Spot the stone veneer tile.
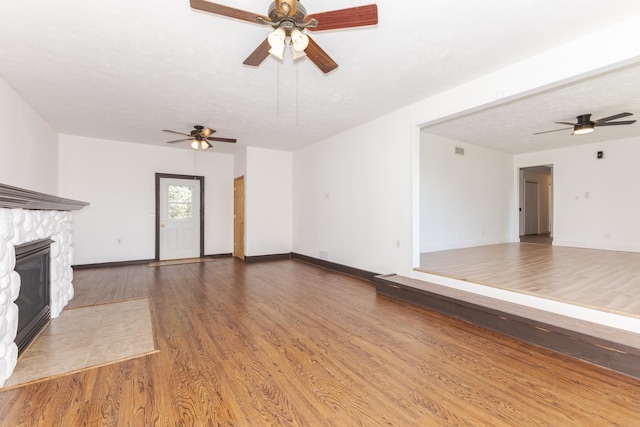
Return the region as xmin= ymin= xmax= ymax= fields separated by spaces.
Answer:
xmin=1 ymin=298 xmax=156 ymax=389
xmin=86 ymin=334 xmax=155 ymax=366
xmin=4 ymin=352 xmax=91 ymax=387
xmin=20 ymin=335 xmax=96 ymax=360
xmin=39 ymin=317 xmax=102 ymax=340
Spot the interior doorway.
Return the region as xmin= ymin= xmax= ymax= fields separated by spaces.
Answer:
xmin=155 ymin=173 xmax=205 ymax=261
xmin=519 ymin=165 xmax=553 ymax=243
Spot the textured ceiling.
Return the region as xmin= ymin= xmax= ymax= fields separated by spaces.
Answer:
xmin=423 ymin=63 xmax=640 ymax=154
xmin=1 ymin=1 xmax=640 ymax=154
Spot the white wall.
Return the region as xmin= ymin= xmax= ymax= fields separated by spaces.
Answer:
xmin=292 ymin=118 xmax=414 ymax=274
xmin=245 ymin=147 xmax=292 ymax=256
xmin=59 ymin=135 xmax=233 ymax=264
xmin=420 ymin=133 xmax=513 ymax=252
xmin=515 ymin=136 xmax=640 ymax=252
xmin=0 ymin=76 xmax=59 ymax=194
xmin=234 ymin=148 xmax=246 ymax=178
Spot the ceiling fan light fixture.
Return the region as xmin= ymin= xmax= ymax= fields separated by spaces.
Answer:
xmin=290 ymin=45 xmax=307 ymax=60
xmin=290 ymin=29 xmax=309 ymax=52
xmin=268 ymin=27 xmax=286 ymax=59
xmin=574 ymin=123 xmax=595 ymax=135
xmin=190 ymin=140 xmax=199 ymax=150
xmin=200 ymin=141 xmax=209 ymax=150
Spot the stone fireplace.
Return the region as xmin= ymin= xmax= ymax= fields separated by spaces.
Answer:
xmin=0 ymin=183 xmax=88 ymax=386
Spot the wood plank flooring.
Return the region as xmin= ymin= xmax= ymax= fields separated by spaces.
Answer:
xmin=1 ymin=258 xmax=639 ymax=425
xmin=419 ymin=243 xmax=640 ymax=317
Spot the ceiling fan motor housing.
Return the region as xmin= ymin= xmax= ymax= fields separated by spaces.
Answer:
xmin=268 ymin=1 xmax=309 ymax=34
xmin=576 ymin=114 xmax=593 ymax=125
xmin=574 ymin=114 xmax=595 ymax=134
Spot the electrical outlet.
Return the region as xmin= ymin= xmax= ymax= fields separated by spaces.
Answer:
xmin=319 ymin=250 xmax=328 ymax=259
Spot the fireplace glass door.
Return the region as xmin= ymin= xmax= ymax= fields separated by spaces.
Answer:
xmin=14 ymin=239 xmax=52 ymax=355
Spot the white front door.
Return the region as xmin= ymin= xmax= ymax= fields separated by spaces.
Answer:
xmin=159 ymin=178 xmax=201 ymax=260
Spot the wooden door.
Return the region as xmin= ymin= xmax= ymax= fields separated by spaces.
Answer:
xmin=234 ymin=176 xmax=245 ymax=260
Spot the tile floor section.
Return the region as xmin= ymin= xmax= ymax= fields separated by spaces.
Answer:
xmin=3 ymin=298 xmax=157 ymax=388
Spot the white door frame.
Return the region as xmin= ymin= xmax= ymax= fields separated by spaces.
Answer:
xmin=519 ymin=165 xmax=553 ymax=238
xmin=155 ymin=173 xmax=205 ymax=261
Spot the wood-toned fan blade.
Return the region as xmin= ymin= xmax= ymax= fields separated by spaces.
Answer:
xmin=243 ymin=38 xmax=271 ymax=66
xmin=202 ymin=128 xmax=215 ymax=137
xmin=305 ymin=36 xmax=338 ymax=74
xmin=189 ymin=0 xmax=270 ymax=24
xmin=595 ymin=120 xmax=636 ymax=126
xmin=163 ymin=129 xmax=190 ymax=136
xmin=166 ymin=138 xmax=193 ymax=143
xmin=554 ymin=121 xmax=577 ymax=126
xmin=594 ymin=112 xmax=632 ymax=123
xmin=304 ymin=4 xmax=378 ymax=31
xmin=206 ymin=137 xmax=237 ymax=143
xmin=533 ymin=127 xmax=573 ymax=135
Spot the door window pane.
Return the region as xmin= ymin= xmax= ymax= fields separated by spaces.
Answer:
xmin=168 ymin=185 xmax=193 ymax=220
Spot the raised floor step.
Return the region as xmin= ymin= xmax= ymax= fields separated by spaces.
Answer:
xmin=375 ymin=273 xmax=640 ymax=379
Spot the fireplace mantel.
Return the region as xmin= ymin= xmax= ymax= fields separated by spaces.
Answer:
xmin=0 ymin=183 xmax=88 ymax=211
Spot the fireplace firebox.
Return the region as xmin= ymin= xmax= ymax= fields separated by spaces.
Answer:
xmin=14 ymin=238 xmax=53 ymax=355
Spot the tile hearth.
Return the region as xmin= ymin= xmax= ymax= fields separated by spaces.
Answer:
xmin=2 ymin=298 xmax=157 ymax=389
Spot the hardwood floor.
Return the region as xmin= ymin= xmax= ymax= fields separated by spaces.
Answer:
xmin=1 ymin=258 xmax=639 ymax=425
xmin=519 ymin=233 xmax=552 ymax=245
xmin=419 ymin=243 xmax=640 ymax=317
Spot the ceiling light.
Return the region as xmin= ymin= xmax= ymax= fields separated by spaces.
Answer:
xmin=200 ymin=141 xmax=209 ymax=150
xmin=191 ymin=140 xmax=199 ymax=150
xmin=290 ymin=46 xmax=306 ymax=60
xmin=574 ymin=123 xmax=595 ymax=135
xmin=268 ymin=28 xmax=286 ymax=60
xmin=290 ymin=29 xmax=309 ymax=52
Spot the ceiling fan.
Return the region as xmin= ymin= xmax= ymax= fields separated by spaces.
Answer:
xmin=534 ymin=112 xmax=636 ymax=135
xmin=189 ymin=0 xmax=378 ymax=74
xmin=163 ymin=125 xmax=237 ymax=150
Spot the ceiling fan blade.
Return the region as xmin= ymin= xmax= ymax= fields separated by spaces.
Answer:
xmin=163 ymin=129 xmax=190 ymax=136
xmin=166 ymin=138 xmax=193 ymax=143
xmin=305 ymin=36 xmax=338 ymax=74
xmin=595 ymin=120 xmax=637 ymax=126
xmin=554 ymin=121 xmax=577 ymax=126
xmin=243 ymin=38 xmax=271 ymax=67
xmin=594 ymin=112 xmax=632 ymax=123
xmin=206 ymin=137 xmax=237 ymax=143
xmin=533 ymin=127 xmax=573 ymax=135
xmin=304 ymin=4 xmax=378 ymax=31
xmin=189 ymin=0 xmax=270 ymax=25
xmin=201 ymin=127 xmax=215 ymax=137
